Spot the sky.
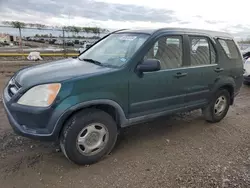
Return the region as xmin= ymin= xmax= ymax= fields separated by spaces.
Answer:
xmin=0 ymin=0 xmax=250 ymax=39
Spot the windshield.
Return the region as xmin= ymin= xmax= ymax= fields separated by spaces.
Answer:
xmin=78 ymin=33 xmax=149 ymax=67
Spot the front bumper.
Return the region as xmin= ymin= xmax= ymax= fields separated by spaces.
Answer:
xmin=2 ymin=86 xmax=66 ymax=141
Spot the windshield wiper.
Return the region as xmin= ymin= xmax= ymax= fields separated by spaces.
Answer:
xmin=81 ymin=58 xmax=102 ymax=66
xmin=79 ymin=58 xmax=118 ymax=68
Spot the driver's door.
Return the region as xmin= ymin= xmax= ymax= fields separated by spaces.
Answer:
xmin=128 ymin=35 xmax=188 ymax=118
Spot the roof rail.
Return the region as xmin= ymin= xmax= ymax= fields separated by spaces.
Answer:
xmin=109 ymin=29 xmax=128 ymax=34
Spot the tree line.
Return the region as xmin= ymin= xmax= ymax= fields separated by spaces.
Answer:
xmin=2 ymin=21 xmax=109 ymax=33
xmin=1 ymin=21 xmax=109 ymax=52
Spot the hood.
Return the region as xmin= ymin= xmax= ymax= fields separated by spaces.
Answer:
xmin=14 ymin=58 xmax=113 ymax=88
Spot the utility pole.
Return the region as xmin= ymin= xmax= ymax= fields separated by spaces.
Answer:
xmin=63 ymin=29 xmax=66 ymax=57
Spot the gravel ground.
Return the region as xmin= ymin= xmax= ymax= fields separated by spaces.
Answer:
xmin=1 ymin=64 xmax=250 ymax=187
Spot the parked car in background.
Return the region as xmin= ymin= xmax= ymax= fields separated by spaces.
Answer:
xmin=78 ymin=42 xmax=93 ymax=53
xmin=48 ymin=39 xmax=57 ymax=44
xmin=54 ymin=39 xmax=63 ymax=45
xmin=66 ymin=40 xmax=74 ymax=46
xmin=0 ymin=41 xmax=9 ymax=46
xmin=44 ymin=38 xmax=50 ymax=42
xmin=38 ymin=38 xmax=45 ymax=43
xmin=3 ymin=28 xmax=243 ymax=165
xmin=243 ymin=51 xmax=250 ymax=84
xmin=74 ymin=40 xmax=80 ymax=45
xmin=241 ymin=49 xmax=250 ymax=84
xmin=243 ymin=51 xmax=250 ymax=61
xmin=79 ymin=40 xmax=85 ymax=45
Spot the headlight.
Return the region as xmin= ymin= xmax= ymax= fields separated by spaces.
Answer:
xmin=17 ymin=83 xmax=61 ymax=107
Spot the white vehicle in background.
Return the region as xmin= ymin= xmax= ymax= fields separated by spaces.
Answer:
xmin=243 ymin=46 xmax=250 ymax=84
xmin=243 ymin=56 xmax=250 ymax=84
xmin=54 ymin=39 xmax=63 ymax=45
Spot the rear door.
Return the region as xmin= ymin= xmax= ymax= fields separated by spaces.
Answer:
xmin=181 ymin=35 xmax=219 ymax=105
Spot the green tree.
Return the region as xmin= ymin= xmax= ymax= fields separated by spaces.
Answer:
xmin=3 ymin=21 xmax=26 ymax=52
xmin=62 ymin=26 xmax=70 ymax=32
xmin=92 ymin=27 xmax=101 ymax=36
xmin=101 ymin=28 xmax=109 ymax=33
xmin=70 ymin=26 xmax=81 ymax=37
xmin=41 ymin=34 xmax=49 ymax=38
xmin=35 ymin=24 xmax=46 ymax=30
xmin=83 ymin=27 xmax=92 ymax=33
xmin=27 ymin=23 xmax=46 ymax=29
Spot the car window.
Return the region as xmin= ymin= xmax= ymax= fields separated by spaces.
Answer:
xmin=79 ymin=33 xmax=149 ymax=67
xmin=153 ymin=41 xmax=158 ymax=56
xmin=189 ymin=36 xmax=216 ymax=66
xmin=134 ymin=37 xmax=149 ymax=52
xmin=144 ymin=36 xmax=183 ymax=70
xmin=218 ymin=39 xmax=240 ymax=59
xmin=166 ymin=38 xmax=181 ymax=47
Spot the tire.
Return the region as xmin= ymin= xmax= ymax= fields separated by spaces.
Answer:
xmin=202 ymin=89 xmax=230 ymax=123
xmin=60 ymin=109 xmax=118 ymax=165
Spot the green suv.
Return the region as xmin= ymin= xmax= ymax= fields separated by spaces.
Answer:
xmin=3 ymin=28 xmax=244 ymax=165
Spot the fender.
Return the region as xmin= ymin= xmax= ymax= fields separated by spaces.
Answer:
xmin=53 ymin=99 xmax=129 ymax=138
xmin=210 ymin=76 xmax=236 ymax=103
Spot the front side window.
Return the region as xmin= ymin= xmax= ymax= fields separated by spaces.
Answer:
xmin=144 ymin=36 xmax=183 ymax=70
xmin=79 ymin=33 xmax=149 ymax=67
xmin=189 ymin=36 xmax=216 ymax=66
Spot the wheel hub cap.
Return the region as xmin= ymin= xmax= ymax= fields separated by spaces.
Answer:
xmin=214 ymin=96 xmax=227 ymax=116
xmin=86 ymin=132 xmax=100 ymax=146
xmin=76 ymin=123 xmax=109 ymax=156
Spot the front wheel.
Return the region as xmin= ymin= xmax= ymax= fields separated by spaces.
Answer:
xmin=202 ymin=89 xmax=230 ymax=123
xmin=60 ymin=109 xmax=118 ymax=165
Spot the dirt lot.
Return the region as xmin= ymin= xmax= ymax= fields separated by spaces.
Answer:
xmin=1 ymin=61 xmax=250 ymax=187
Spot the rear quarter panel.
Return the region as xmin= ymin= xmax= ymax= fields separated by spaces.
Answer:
xmin=215 ymin=39 xmax=243 ymax=94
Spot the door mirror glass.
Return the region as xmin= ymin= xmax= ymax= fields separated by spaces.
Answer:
xmin=137 ymin=59 xmax=161 ymax=72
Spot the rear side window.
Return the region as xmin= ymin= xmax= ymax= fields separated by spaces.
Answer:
xmin=189 ymin=36 xmax=216 ymax=66
xmin=218 ymin=39 xmax=240 ymax=59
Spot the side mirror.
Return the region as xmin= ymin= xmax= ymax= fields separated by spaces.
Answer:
xmin=136 ymin=59 xmax=161 ymax=72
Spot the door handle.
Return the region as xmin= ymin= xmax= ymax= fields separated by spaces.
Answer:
xmin=174 ymin=72 xmax=188 ymax=78
xmin=214 ymin=67 xmax=224 ymax=73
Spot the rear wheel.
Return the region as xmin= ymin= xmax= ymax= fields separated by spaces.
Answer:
xmin=203 ymin=89 xmax=230 ymax=123
xmin=60 ymin=109 xmax=118 ymax=165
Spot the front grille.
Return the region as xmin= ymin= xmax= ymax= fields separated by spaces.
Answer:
xmin=7 ymin=78 xmax=21 ymax=97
